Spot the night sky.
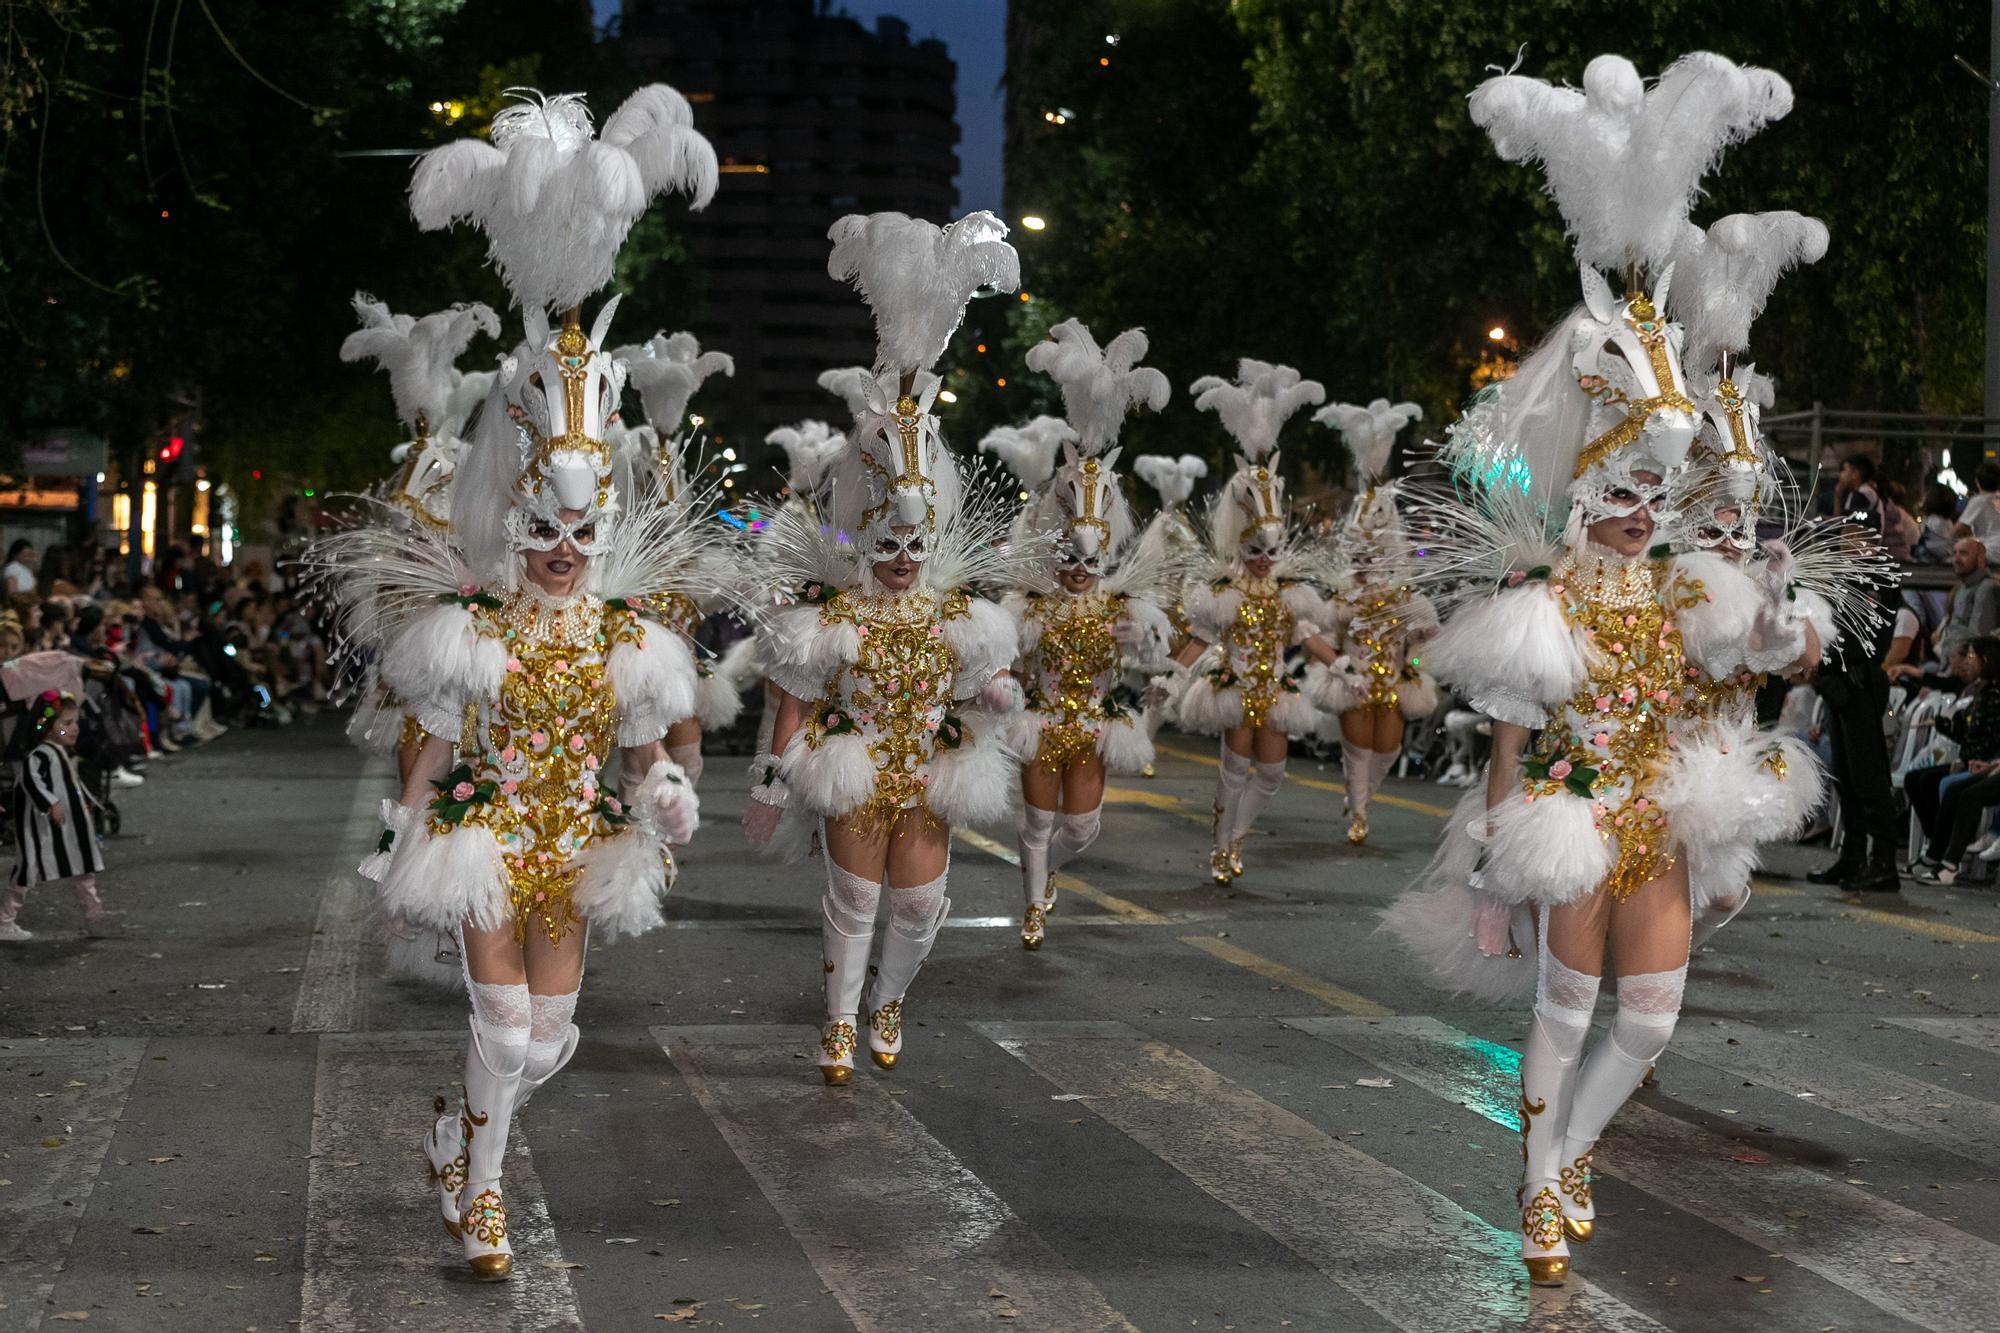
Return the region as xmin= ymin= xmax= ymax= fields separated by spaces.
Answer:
xmin=593 ymin=0 xmax=1007 ymax=216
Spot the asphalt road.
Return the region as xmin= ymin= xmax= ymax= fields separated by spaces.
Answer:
xmin=4 ymin=716 xmax=1999 ymax=1333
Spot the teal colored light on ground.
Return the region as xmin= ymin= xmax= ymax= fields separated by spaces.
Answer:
xmin=1452 ymin=1032 xmax=1524 ymax=1131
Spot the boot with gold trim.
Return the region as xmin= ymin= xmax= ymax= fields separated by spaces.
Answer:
xmin=458 ymin=1022 xmax=527 ymax=1279
xmin=422 ymin=1094 xmax=467 ymax=1240
xmin=866 ymin=889 xmax=946 ymax=1071
xmin=1517 ymin=1011 xmax=1585 ymax=1285
xmin=819 ymin=897 xmax=874 ymax=1085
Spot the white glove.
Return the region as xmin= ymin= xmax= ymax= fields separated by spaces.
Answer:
xmin=979 ymin=674 xmax=1025 ymax=716
xmin=359 ymin=800 xmax=420 ymax=882
xmin=634 ymin=759 xmax=701 ymax=845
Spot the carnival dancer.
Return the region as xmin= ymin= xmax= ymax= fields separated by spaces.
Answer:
xmin=988 ymin=320 xmax=1177 ymax=949
xmin=1130 ymin=453 xmax=1210 ymax=776
xmin=1309 ymin=398 xmax=1437 ymax=843
xmin=0 ymin=691 xmax=115 ymax=940
xmin=609 ymin=329 xmax=740 ymax=787
xmin=1386 ymin=52 xmax=1831 ymax=1287
xmin=1169 ymin=360 xmax=1342 ymax=883
xmin=331 ymin=83 xmax=719 ymax=1280
xmin=742 ymin=210 xmax=1033 ymax=1085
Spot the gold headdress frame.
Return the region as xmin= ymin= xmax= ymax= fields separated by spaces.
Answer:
xmin=1571 ymin=294 xmax=1696 ymax=479
xmin=1068 ymin=456 xmax=1112 ymax=545
xmin=510 ymin=309 xmax=614 ymax=512
xmin=856 ymin=376 xmax=940 ymax=537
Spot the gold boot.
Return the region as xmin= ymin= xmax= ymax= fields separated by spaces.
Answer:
xmin=1022 ymin=902 xmax=1048 ymax=951
xmin=1560 ymin=1151 xmax=1594 ymax=1242
xmin=1347 ymin=811 xmax=1368 ymax=845
xmin=1227 ymin=838 xmax=1245 ymax=880
xmin=1520 ymin=1184 xmax=1570 ymax=1286
xmin=819 ymin=1020 xmax=857 ymax=1086
xmin=1209 ymin=844 xmax=1233 ymax=885
xmin=867 ymin=999 xmax=902 ymax=1070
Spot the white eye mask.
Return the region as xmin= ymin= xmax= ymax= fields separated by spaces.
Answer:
xmin=1241 ymin=526 xmax=1285 ymax=560
xmin=506 ymin=506 xmax=611 ymax=556
xmin=869 ymin=527 xmax=931 ymax=564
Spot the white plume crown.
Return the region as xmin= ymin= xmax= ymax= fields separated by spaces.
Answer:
xmin=613 ymin=330 xmax=735 ymax=435
xmin=1023 ymin=319 xmax=1171 ymax=453
xmin=1313 ymin=398 xmax=1423 ymax=484
xmin=978 ymin=416 xmax=1077 ymax=490
xmin=816 ymin=366 xmax=875 ymax=421
xmin=826 ymin=210 xmax=1020 ymax=373
xmin=1189 ymin=359 xmax=1326 ymax=460
xmin=764 ymin=420 xmax=845 ymax=494
xmin=1133 ymin=453 xmax=1209 ymax=507
xmin=339 ymin=292 xmax=500 ymax=435
xmin=1470 ymin=52 xmax=1793 ymax=273
xmin=1668 ymin=211 xmax=1829 ymax=369
xmin=410 ymin=85 xmax=718 ymax=314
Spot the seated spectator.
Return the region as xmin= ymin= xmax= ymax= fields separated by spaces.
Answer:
xmin=1961 ymin=462 xmax=2000 ymax=559
xmin=1937 ymin=537 xmax=2000 ymax=665
xmin=1913 ymin=484 xmax=1963 ymax=564
xmin=1910 ymin=636 xmax=2000 ymax=882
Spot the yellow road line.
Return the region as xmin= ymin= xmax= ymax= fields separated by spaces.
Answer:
xmin=1838 ymin=906 xmax=2000 ymax=945
xmin=1749 ymin=880 xmax=1806 ymax=899
xmin=952 ymin=828 xmax=1169 ymax=924
xmin=1104 ymin=785 xmax=1210 ymax=825
xmin=1180 ymin=935 xmax=1393 ymax=1016
xmin=1155 ymin=741 xmax=1456 ymax=818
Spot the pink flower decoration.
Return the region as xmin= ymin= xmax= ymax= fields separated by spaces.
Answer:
xmin=1595 ymin=696 xmax=1612 ymax=712
xmin=1505 ymin=571 xmax=1525 ymax=588
xmin=583 ymin=754 xmax=600 ymax=770
xmin=1634 ymin=797 xmax=1650 ymax=811
xmin=554 ymin=659 xmax=570 ymax=674
xmin=505 ymin=658 xmax=523 ymax=673
xmin=1652 ymin=689 xmax=1670 ymax=704
xmin=529 ymin=730 xmax=548 ymax=748
xmin=451 ymin=781 xmax=474 ymax=800
xmin=500 ymin=780 xmax=518 ymax=796
xmin=606 ymin=796 xmax=624 ymax=814
xmin=459 ymin=583 xmax=478 ymax=596
xmin=499 ymin=747 xmax=518 ymax=764
xmin=568 ymin=734 xmax=586 ymax=752
xmin=1549 ymin=760 xmax=1573 ymax=779
xmin=1618 ymin=685 xmax=1637 ymax=704
xmin=1610 ymin=641 xmax=1625 ymax=654
xmin=1592 ymin=732 xmax=1610 ymax=748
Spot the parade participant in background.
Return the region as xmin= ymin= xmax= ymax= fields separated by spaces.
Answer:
xmin=987 ymin=319 xmax=1178 ymax=949
xmin=1169 ymin=360 xmax=1342 ymax=883
xmin=338 ymin=83 xmax=718 ymax=1280
xmin=0 ymin=690 xmax=115 ymax=941
xmin=1309 ymin=397 xmax=1437 ymax=843
xmin=608 ymin=329 xmax=740 ymax=787
xmin=1383 ymin=52 xmax=1832 ymax=1287
xmin=744 ymin=210 xmax=1033 ymax=1085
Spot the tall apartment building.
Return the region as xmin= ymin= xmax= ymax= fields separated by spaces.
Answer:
xmin=619 ymin=0 xmax=960 ymax=459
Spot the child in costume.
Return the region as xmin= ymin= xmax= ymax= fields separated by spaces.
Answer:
xmin=1 ymin=691 xmax=115 ymax=940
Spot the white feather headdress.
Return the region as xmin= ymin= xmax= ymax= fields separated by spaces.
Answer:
xmin=817 ymin=366 xmax=875 ymax=420
xmin=825 ymin=211 xmax=1020 ymax=373
xmin=764 ymin=420 xmax=845 ymax=498
xmin=1190 ymin=359 xmax=1326 ymax=461
xmin=1668 ymin=212 xmax=1829 ymax=371
xmin=614 ymin=330 xmax=735 ymax=435
xmin=1133 ymin=454 xmax=1209 ymax=508
xmin=1312 ymin=398 xmax=1423 ymax=485
xmin=339 ymin=293 xmax=500 ymax=436
xmin=977 ymin=416 xmax=1077 ymax=491
xmin=1024 ymin=319 xmax=1170 ymax=453
xmin=1470 ymin=52 xmax=1793 ymax=273
xmin=410 ymin=86 xmax=718 ymax=314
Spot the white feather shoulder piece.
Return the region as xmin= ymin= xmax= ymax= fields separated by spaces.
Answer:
xmin=1428 ymin=582 xmax=1585 ymax=717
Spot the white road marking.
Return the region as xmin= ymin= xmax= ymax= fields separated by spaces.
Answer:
xmin=302 ymin=1032 xmax=581 ymax=1333
xmin=1292 ymin=1015 xmax=2000 ymax=1333
xmin=977 ymin=1020 xmax=1671 ymax=1333
xmin=1880 ymin=1014 xmax=2000 ymax=1055
xmin=291 ymin=758 xmax=393 ymax=1035
xmin=1673 ymin=1017 xmax=2000 ymax=1167
xmin=0 ymin=1038 xmax=146 ymax=1333
xmin=655 ymin=1024 xmax=1138 ymax=1333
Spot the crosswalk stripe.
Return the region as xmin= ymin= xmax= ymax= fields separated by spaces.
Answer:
xmin=302 ymin=1032 xmax=582 ymax=1333
xmin=975 ymin=1020 xmax=1671 ymax=1333
xmin=1154 ymin=740 xmax=1457 ymax=818
xmin=952 ymin=827 xmax=1168 ymax=924
xmin=292 ymin=758 xmax=394 ymax=1035
xmin=1672 ymin=1018 xmax=2000 ymax=1167
xmin=1880 ymin=1015 xmax=2000 ymax=1054
xmin=654 ymin=1024 xmax=1139 ymax=1333
xmin=0 ymin=1038 xmax=146 ymax=1332
xmin=1290 ymin=1015 xmax=2000 ymax=1333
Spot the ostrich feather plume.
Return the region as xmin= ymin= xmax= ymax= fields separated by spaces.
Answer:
xmin=764 ymin=420 xmax=845 ymax=496
xmin=1133 ymin=454 xmax=1209 ymax=508
xmin=1023 ymin=319 xmax=1171 ymax=453
xmin=339 ymin=293 xmax=500 ymax=435
xmin=613 ymin=330 xmax=735 ymax=435
xmin=1312 ymin=398 xmax=1423 ymax=485
xmin=410 ymin=85 xmax=718 ymax=314
xmin=1189 ymin=359 xmax=1325 ymax=460
xmin=825 ymin=211 xmax=1020 ymax=373
xmin=977 ymin=416 xmax=1077 ymax=490
xmin=1469 ymin=52 xmax=1793 ymax=271
xmin=816 ymin=366 xmax=875 ymax=420
xmin=1668 ymin=212 xmax=1829 ymax=369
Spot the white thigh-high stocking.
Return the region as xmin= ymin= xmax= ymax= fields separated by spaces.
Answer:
xmin=1558 ymin=963 xmax=1686 ymax=1229
xmin=1372 ymin=746 xmax=1399 ymax=791
xmin=516 ymin=990 xmax=580 ymax=1112
xmin=457 ymin=982 xmax=531 ymax=1277
xmin=867 ymin=864 xmax=949 ymax=1070
xmin=819 ymin=848 xmax=880 ymax=1085
xmin=1210 ymin=747 xmax=1251 ymax=880
xmin=1519 ymin=927 xmax=1599 ymax=1283
xmin=1230 ymin=759 xmax=1287 ymax=856
xmin=1017 ymin=804 xmax=1057 ymax=908
xmin=667 ymin=741 xmax=704 ymax=792
xmin=1340 ymin=739 xmax=1374 ymax=817
xmin=1050 ymin=805 xmax=1102 ymax=875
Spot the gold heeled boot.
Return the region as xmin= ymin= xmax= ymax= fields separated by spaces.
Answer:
xmin=422 ymin=1094 xmax=467 ymax=1240
xmin=1022 ymin=902 xmax=1048 ymax=950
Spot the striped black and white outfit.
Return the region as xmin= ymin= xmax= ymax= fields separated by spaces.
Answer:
xmin=10 ymin=742 xmax=103 ymax=888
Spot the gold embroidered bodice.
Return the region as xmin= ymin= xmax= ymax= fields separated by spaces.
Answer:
xmin=803 ymin=587 xmax=970 ymax=831
xmin=1341 ymin=581 xmax=1421 ymax=711
xmin=432 ymin=589 xmax=646 ymax=944
xmin=1220 ymin=576 xmax=1295 ymax=731
xmin=1023 ymin=590 xmax=1123 ymax=769
xmin=1521 ymin=555 xmax=1705 ymax=899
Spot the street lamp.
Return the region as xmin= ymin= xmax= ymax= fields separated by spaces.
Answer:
xmin=938 ymin=389 xmax=959 ymax=404
xmin=1021 ymin=214 xmax=1046 ymax=231
xmin=1487 ymin=325 xmax=1507 ymax=342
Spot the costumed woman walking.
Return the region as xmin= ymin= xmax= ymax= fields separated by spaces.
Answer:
xmin=1169 ymin=360 xmax=1342 ymax=883
xmin=1386 ymin=52 xmax=1839 ymax=1287
xmin=743 ymin=210 xmax=1033 ymax=1085
xmin=326 ymin=84 xmax=720 ymax=1279
xmin=987 ymin=319 xmax=1178 ymax=949
xmin=1309 ymin=398 xmax=1437 ymax=844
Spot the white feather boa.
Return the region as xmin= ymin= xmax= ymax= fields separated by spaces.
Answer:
xmin=1427 ymin=582 xmax=1584 ymax=723
xmin=1397 ymin=672 xmax=1440 ymax=720
xmin=571 ymin=826 xmax=675 ymax=943
xmin=694 ymin=666 xmax=744 ymax=731
xmin=777 ymin=728 xmax=876 ymax=818
xmin=381 ymin=603 xmax=508 ymax=733
xmin=1671 ymin=550 xmax=1763 ymax=678
xmin=1662 ymin=722 xmax=1824 ymax=852
xmin=926 ymin=707 xmax=1021 ymax=826
xmin=1480 ymin=789 xmax=1613 ymax=906
xmin=378 ymin=819 xmax=511 ymax=934
xmin=1379 ymin=786 xmax=1535 ymax=1003
xmin=760 ymin=602 xmax=859 ymax=702
xmin=1095 ymin=714 xmax=1154 ymax=774
xmin=1303 ymin=660 xmax=1364 ymax=715
xmin=609 ymin=619 xmax=701 ymax=745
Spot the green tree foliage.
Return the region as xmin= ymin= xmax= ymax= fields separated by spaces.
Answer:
xmin=1007 ymin=0 xmax=1987 ymax=487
